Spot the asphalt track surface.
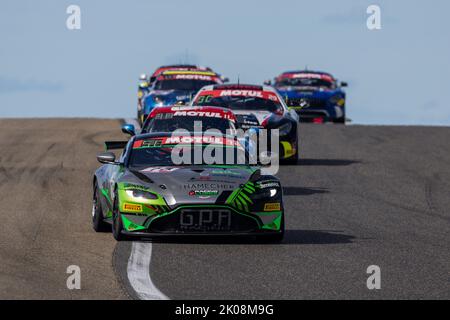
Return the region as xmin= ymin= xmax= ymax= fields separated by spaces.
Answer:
xmin=1 ymin=119 xmax=449 ymax=299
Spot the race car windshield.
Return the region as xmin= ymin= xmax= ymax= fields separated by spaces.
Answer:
xmin=144 ymin=116 xmax=236 ymax=134
xmin=196 ymin=96 xmax=282 ymax=112
xmin=154 ymin=80 xmax=217 ymax=91
xmin=129 ymin=140 xmax=248 ymax=167
xmin=276 ymin=78 xmax=334 ymax=89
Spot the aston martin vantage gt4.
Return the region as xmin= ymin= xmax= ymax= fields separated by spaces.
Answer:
xmin=92 ymin=133 xmax=285 ymax=241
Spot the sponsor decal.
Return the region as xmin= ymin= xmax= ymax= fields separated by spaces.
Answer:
xmin=176 ymin=95 xmax=190 ymax=101
xmin=133 ymin=139 xmax=163 ymax=148
xmin=163 ymin=135 xmax=240 ymax=147
xmin=173 ymin=110 xmax=233 ymax=120
xmin=189 ymin=177 xmax=235 ymax=184
xmin=170 ymin=106 xmax=201 ymax=111
xmin=154 ymin=113 xmax=174 ymax=120
xmin=122 ymin=203 xmax=143 ymax=212
xmin=174 ymin=74 xmax=214 ymax=81
xmin=199 ymin=172 xmax=211 ymax=180
xmin=140 ymin=167 xmax=178 ymax=173
xmin=188 ymin=190 xmax=219 ymax=198
xmin=184 ymin=183 xmax=235 ymax=190
xmin=280 ymin=73 xmax=334 ymax=83
xmin=163 ymin=70 xmax=217 ymax=76
xmin=211 ymin=170 xmax=244 ymax=178
xmin=196 ymin=90 xmax=280 ymax=103
xmin=123 ymin=183 xmax=151 ymax=191
xmin=220 ymin=90 xmax=263 ymax=98
xmin=211 ymin=169 xmax=241 ymax=175
xmin=257 ymin=181 xmax=281 ymax=189
xmin=264 ymin=202 xmax=281 ymax=211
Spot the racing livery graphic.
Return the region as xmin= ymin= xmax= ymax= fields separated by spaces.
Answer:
xmin=92 ymin=133 xmax=284 ymax=241
xmin=137 ymin=67 xmax=225 ymax=125
xmin=270 ymin=70 xmax=348 ymax=123
xmin=192 ymin=84 xmax=299 ymax=162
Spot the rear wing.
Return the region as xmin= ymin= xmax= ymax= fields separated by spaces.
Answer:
xmin=104 ymin=141 xmax=128 ymax=151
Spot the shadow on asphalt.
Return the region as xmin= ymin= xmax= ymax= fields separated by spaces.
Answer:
xmin=281 ymin=158 xmax=361 ymax=166
xmin=135 ymin=229 xmax=355 ymax=245
xmin=283 ymin=186 xmax=329 ymax=196
xmin=283 ymin=229 xmax=355 ymax=244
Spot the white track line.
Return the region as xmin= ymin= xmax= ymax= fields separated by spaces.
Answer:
xmin=127 ymin=241 xmax=169 ymax=300
xmin=122 ymin=118 xmax=167 ymax=300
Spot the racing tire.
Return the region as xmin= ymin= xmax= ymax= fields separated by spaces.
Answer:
xmin=333 ymin=108 xmax=346 ymax=124
xmin=112 ymin=192 xmax=126 ymax=241
xmin=333 ymin=118 xmax=346 ymax=124
xmin=92 ymin=183 xmax=110 ymax=232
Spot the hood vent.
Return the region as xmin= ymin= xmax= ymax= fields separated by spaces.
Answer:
xmin=130 ymin=170 xmax=154 ymax=184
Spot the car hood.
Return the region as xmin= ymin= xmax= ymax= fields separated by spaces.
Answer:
xmin=276 ymin=87 xmax=338 ymax=99
xmin=148 ymin=89 xmax=195 ymax=102
xmin=119 ymin=165 xmax=257 ymax=206
xmin=231 ymin=110 xmax=272 ymax=128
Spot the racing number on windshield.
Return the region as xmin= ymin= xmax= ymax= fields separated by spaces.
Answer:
xmin=196 ymin=95 xmax=212 ymax=104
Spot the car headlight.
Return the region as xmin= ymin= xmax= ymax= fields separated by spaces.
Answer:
xmin=330 ymin=95 xmax=345 ymax=106
xmin=251 ymin=187 xmax=279 ymax=200
xmin=125 ymin=189 xmax=158 ymax=200
xmin=278 ymin=122 xmax=292 ymax=136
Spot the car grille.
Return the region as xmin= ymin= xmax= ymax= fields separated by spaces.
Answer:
xmin=288 ymin=97 xmax=327 ymax=109
xmin=149 ymin=208 xmax=259 ymax=234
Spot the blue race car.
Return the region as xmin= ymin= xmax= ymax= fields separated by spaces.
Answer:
xmin=269 ymin=70 xmax=348 ymax=124
xmin=137 ymin=69 xmax=224 ymax=125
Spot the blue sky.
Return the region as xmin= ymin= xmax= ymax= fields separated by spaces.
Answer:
xmin=0 ymin=0 xmax=449 ymax=125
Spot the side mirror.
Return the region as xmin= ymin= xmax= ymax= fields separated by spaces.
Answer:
xmin=340 ymin=81 xmax=348 ymax=87
xmin=97 ymin=152 xmax=116 ymax=164
xmin=121 ymin=124 xmax=136 ymax=136
xmin=263 ymin=79 xmax=272 ymax=86
xmin=222 ymin=77 xmax=230 ymax=83
xmin=175 ymin=100 xmax=186 ymax=106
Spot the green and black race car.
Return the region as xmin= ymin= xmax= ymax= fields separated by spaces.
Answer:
xmin=92 ymin=132 xmax=284 ymax=241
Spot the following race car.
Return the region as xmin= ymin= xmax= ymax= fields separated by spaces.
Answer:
xmin=147 ymin=65 xmax=214 ymax=85
xmin=137 ymin=69 xmax=225 ymax=125
xmin=92 ymin=132 xmax=285 ymax=241
xmin=191 ymin=84 xmax=299 ymax=162
xmin=122 ymin=105 xmax=258 ymax=161
xmin=269 ymin=70 xmax=347 ymax=123
xmin=137 ymin=65 xmax=206 ymax=111
xmin=140 ymin=105 xmax=238 ymax=134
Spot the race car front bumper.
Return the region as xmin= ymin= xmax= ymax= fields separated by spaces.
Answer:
xmin=289 ymin=106 xmax=344 ymax=123
xmin=119 ymin=204 xmax=283 ymax=237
